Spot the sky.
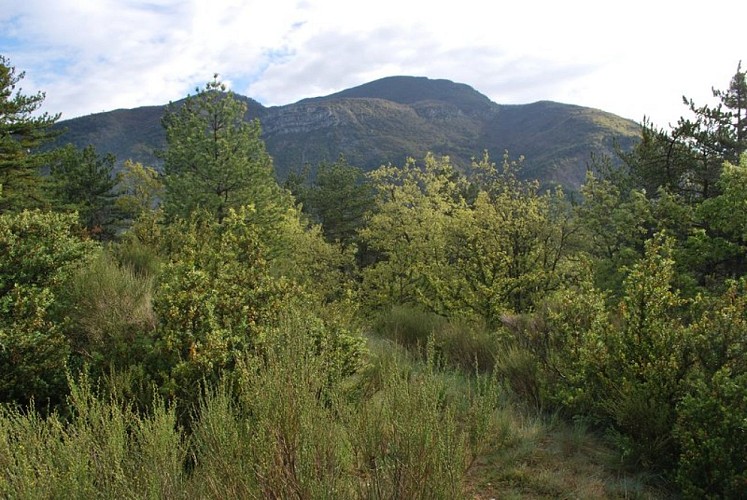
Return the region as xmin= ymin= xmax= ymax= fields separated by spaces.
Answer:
xmin=1 ymin=0 xmax=744 ymax=128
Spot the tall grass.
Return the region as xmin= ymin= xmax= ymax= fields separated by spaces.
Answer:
xmin=373 ymin=305 xmax=504 ymax=373
xmin=60 ymin=249 xmax=156 ymax=365
xmin=0 ymin=309 xmax=509 ymax=498
xmin=0 ymin=374 xmax=186 ymax=499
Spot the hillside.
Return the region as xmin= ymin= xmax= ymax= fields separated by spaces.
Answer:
xmin=54 ymin=76 xmax=641 ymax=189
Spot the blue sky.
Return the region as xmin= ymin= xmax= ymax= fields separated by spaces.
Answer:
xmin=1 ymin=0 xmax=744 ymax=127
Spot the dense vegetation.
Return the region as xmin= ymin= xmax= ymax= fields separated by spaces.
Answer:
xmin=1 ymin=54 xmax=746 ymax=497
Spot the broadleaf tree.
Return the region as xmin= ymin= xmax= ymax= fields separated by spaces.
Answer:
xmin=360 ymin=154 xmax=465 ymax=314
xmin=115 ymin=160 xmax=163 ymax=216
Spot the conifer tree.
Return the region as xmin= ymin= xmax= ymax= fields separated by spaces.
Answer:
xmin=624 ymin=63 xmax=747 ymax=201
xmin=292 ymin=156 xmax=374 ymax=248
xmin=0 ymin=55 xmax=60 ymax=212
xmin=159 ymin=76 xmax=283 ymax=225
xmin=49 ymin=144 xmax=118 ymax=238
xmin=712 ymin=61 xmax=747 ymax=160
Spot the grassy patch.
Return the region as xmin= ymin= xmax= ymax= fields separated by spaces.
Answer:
xmin=466 ymin=415 xmax=669 ymax=499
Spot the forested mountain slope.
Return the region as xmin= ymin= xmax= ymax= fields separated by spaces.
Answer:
xmin=55 ymin=76 xmax=641 ymax=189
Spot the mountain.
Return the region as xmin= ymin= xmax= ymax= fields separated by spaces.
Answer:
xmin=54 ymin=76 xmax=641 ymax=189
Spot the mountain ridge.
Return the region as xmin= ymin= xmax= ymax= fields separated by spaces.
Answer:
xmin=54 ymin=76 xmax=641 ymax=189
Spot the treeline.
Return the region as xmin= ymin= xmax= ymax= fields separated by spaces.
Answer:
xmin=1 ymin=54 xmax=746 ymax=496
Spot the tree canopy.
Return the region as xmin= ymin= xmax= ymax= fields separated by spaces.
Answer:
xmin=159 ymin=76 xmax=285 ymax=224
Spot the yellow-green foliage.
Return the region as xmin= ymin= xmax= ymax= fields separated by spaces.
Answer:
xmin=58 ymin=250 xmax=156 ymax=376
xmin=673 ymin=279 xmax=747 ymax=497
xmin=0 ymin=210 xmax=98 ymax=409
xmin=515 ymin=273 xmax=610 ymax=413
xmin=150 ymin=206 xmax=366 ymax=407
xmin=576 ymin=171 xmax=654 ymax=294
xmin=114 ymin=159 xmax=164 ymax=221
xmin=373 ymin=305 xmax=502 ymax=373
xmin=361 ymin=154 xmax=462 ymax=313
xmin=598 ymin=234 xmax=689 ymax=469
xmin=152 ymin=208 xmax=296 ymax=401
xmin=557 ymin=234 xmax=688 ymax=469
xmin=0 ymin=374 xmax=186 ymax=498
xmin=361 ymin=152 xmax=575 ymax=323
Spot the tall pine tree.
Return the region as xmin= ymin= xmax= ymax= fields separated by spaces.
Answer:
xmin=0 ymin=55 xmax=60 ymax=212
xmin=159 ymin=76 xmax=284 ymax=224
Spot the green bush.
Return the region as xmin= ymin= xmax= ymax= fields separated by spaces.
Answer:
xmin=0 ymin=310 xmax=509 ymax=498
xmin=60 ymin=251 xmax=156 ymax=370
xmin=238 ymin=315 xmax=355 ymax=498
xmin=53 ymin=249 xmax=157 ymax=409
xmin=0 ymin=210 xmax=97 ymax=409
xmin=493 ymin=344 xmax=543 ymax=411
xmin=674 ymin=369 xmax=747 ymax=498
xmin=672 ymin=279 xmax=747 ymax=496
xmin=514 ymin=235 xmax=691 ymax=471
xmin=186 ymin=384 xmax=258 ymax=497
xmin=519 ymin=281 xmax=610 ymax=414
xmin=0 ymin=210 xmax=97 ymax=294
xmin=532 ymin=234 xmax=689 ymax=471
xmin=0 ymin=286 xmax=71 ymax=409
xmin=373 ymin=305 xmax=501 ymax=373
xmin=434 ymin=319 xmax=501 ymax=373
xmin=150 ymin=210 xmax=295 ymax=405
xmin=111 ymin=236 xmax=162 ymax=278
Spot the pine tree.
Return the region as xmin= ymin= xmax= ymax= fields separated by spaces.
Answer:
xmin=712 ymin=61 xmax=747 ymax=160
xmin=49 ymin=144 xmax=118 ymax=238
xmin=293 ymin=156 xmax=374 ymax=247
xmin=623 ymin=63 xmax=747 ymax=201
xmin=0 ymin=55 xmax=60 ymax=212
xmin=159 ymin=76 xmax=284 ymax=224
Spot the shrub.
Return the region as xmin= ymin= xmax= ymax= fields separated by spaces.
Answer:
xmin=515 ymin=235 xmax=691 ymax=471
xmin=493 ymin=344 xmax=543 ymax=411
xmin=346 ymin=345 xmax=505 ymax=499
xmin=517 ymin=279 xmax=605 ymax=406
xmin=0 ymin=210 xmax=97 ymax=294
xmin=601 ymin=234 xmax=689 ymax=470
xmin=60 ymin=251 xmax=156 ymax=370
xmin=434 ymin=318 xmax=501 ymax=373
xmin=150 ymin=209 xmax=296 ymax=406
xmin=189 ymin=309 xmax=360 ymax=498
xmin=0 ymin=374 xmax=187 ymax=498
xmin=674 ymin=369 xmax=747 ymax=498
xmin=0 ymin=285 xmax=71 ymax=409
xmin=373 ymin=306 xmax=502 ymax=373
xmin=112 ymin=236 xmax=162 ymax=278
xmin=53 ymin=249 xmax=157 ymax=409
xmin=0 ymin=210 xmax=97 ymax=409
xmin=672 ymin=279 xmax=747 ymax=496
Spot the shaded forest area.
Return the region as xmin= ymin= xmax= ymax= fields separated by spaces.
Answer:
xmin=1 ymin=54 xmax=746 ymax=497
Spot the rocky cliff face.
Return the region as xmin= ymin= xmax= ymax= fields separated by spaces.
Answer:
xmin=262 ymin=103 xmax=341 ymax=135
